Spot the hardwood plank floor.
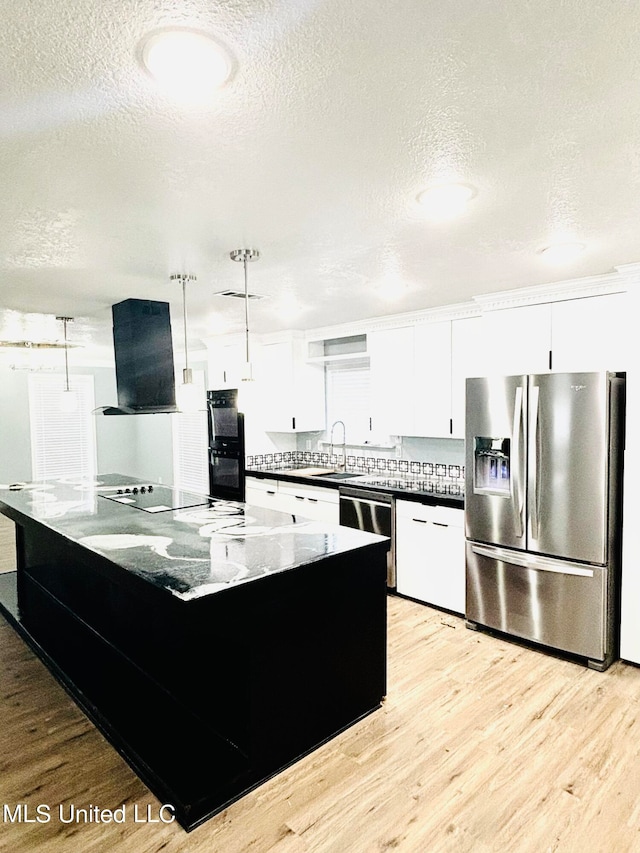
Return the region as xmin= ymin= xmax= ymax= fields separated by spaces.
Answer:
xmin=0 ymin=514 xmax=16 ymax=573
xmin=1 ymin=595 xmax=640 ymax=852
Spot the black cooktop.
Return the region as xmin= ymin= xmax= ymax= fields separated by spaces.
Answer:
xmin=97 ymin=483 xmax=212 ymax=513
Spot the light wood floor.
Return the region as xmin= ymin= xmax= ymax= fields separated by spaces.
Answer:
xmin=1 ymin=591 xmax=640 ymax=853
xmin=0 ymin=514 xmax=17 ymax=573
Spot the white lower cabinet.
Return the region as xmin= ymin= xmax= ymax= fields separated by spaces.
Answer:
xmin=245 ymin=476 xmax=339 ymax=523
xmin=245 ymin=477 xmax=281 ymax=511
xmin=277 ymin=482 xmax=339 ymax=523
xmin=395 ymin=499 xmax=465 ymax=614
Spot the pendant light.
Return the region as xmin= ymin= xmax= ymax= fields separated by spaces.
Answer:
xmin=170 ymin=272 xmax=200 ymax=413
xmin=230 ymin=248 xmax=260 ymax=381
xmin=56 ymin=316 xmax=77 ymax=413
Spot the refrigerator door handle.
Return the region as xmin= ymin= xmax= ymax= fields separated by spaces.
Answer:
xmin=529 ymin=383 xmax=540 ymax=539
xmin=470 ymin=543 xmax=595 ymax=577
xmin=512 ymin=385 xmax=525 ymax=538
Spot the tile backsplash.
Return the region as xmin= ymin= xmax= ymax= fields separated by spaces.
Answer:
xmin=246 ymin=450 xmax=464 ymax=480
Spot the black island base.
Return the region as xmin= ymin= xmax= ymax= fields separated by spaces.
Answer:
xmin=0 ymin=475 xmax=388 ymax=831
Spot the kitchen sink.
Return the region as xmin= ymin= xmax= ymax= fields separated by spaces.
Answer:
xmin=310 ymin=471 xmax=360 ymax=480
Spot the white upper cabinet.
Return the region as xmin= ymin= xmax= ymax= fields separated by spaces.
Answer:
xmin=550 ymin=293 xmax=628 ymax=373
xmin=450 ymin=316 xmax=483 ymax=439
xmin=255 ymin=336 xmax=325 ymax=432
xmin=476 ymin=303 xmax=552 ymax=376
xmin=368 ymin=322 xmax=453 ymax=439
xmin=367 ymin=327 xmax=415 ymax=437
xmin=412 ymin=321 xmax=452 ymax=438
xmin=207 ymin=339 xmax=248 ymax=390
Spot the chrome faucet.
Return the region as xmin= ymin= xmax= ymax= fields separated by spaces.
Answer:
xmin=330 ymin=420 xmax=347 ymax=470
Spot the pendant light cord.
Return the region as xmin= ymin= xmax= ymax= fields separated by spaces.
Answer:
xmin=63 ymin=318 xmax=70 ymax=391
xmin=182 ymin=276 xmax=189 ymax=374
xmin=244 ymin=258 xmax=250 ymax=364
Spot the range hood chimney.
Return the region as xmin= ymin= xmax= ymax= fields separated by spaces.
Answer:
xmin=99 ymin=299 xmax=178 ymax=415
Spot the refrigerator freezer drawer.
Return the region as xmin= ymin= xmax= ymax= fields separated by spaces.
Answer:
xmin=466 ymin=542 xmax=608 ymax=662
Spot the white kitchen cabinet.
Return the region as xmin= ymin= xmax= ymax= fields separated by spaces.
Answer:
xmin=245 ymin=476 xmax=281 ymax=511
xmin=277 ymin=482 xmax=339 ymax=523
xmin=207 ymin=339 xmax=248 ymax=389
xmin=550 ymin=292 xmax=628 ymax=372
xmin=367 ymin=327 xmax=415 ymax=437
xmin=412 ymin=321 xmax=452 ymax=438
xmin=478 ymin=303 xmax=552 ymax=376
xmin=256 ymin=337 xmax=325 ymax=432
xmin=245 ymin=476 xmax=339 ymax=523
xmin=450 ymin=315 xmax=483 ymax=438
xmin=395 ymin=499 xmax=465 ymax=614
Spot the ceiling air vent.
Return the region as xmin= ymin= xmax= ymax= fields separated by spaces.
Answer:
xmin=213 ymin=290 xmax=265 ymax=300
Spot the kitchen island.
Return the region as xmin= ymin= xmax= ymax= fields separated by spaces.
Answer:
xmin=0 ymin=474 xmax=388 ymax=831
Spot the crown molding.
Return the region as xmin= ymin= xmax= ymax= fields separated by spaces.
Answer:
xmin=474 ymin=267 xmax=630 ymax=312
xmin=205 ymin=264 xmax=639 ymax=349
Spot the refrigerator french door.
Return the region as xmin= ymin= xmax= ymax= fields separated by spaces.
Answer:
xmin=465 ymin=372 xmax=625 ymax=670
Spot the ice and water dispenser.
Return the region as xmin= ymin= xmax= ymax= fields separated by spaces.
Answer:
xmin=473 ymin=437 xmax=511 ymax=496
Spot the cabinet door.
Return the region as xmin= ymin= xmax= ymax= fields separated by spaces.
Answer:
xmin=550 ymin=293 xmax=628 ymax=372
xmin=208 ymin=341 xmax=247 ymax=389
xmin=368 ymin=327 xmax=415 ymax=437
xmin=450 ymin=316 xmax=483 ymax=438
xmin=256 ymin=340 xmax=325 ymax=432
xmin=395 ymin=501 xmax=465 ymax=613
xmin=412 ymin=321 xmax=452 ymax=437
xmin=245 ymin=477 xmax=281 ymax=511
xmin=478 ymin=304 xmax=552 ymax=377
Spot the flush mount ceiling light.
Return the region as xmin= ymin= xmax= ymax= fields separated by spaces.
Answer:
xmin=539 ymin=241 xmax=586 ymax=264
xmin=230 ymin=248 xmax=260 ymax=383
xmin=416 ymin=182 xmax=477 ymax=221
xmin=170 ymin=272 xmax=201 ymax=413
xmin=139 ymin=28 xmax=234 ymax=99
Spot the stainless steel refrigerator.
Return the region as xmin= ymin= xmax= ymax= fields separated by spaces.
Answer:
xmin=465 ymin=371 xmax=625 ymax=670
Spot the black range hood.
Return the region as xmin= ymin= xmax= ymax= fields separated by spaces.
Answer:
xmin=99 ymin=299 xmax=178 ymax=415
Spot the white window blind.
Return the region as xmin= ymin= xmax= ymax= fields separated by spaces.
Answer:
xmin=325 ymin=357 xmax=371 ymax=442
xmin=172 ymin=370 xmax=208 ymax=493
xmin=28 ymin=374 xmax=97 ymax=481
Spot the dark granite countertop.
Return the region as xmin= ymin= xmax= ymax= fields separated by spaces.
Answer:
xmin=247 ymin=466 xmax=465 ymax=509
xmin=0 ymin=474 xmax=387 ymax=602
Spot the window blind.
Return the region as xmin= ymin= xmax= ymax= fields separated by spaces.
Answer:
xmin=172 ymin=370 xmax=208 ymax=493
xmin=28 ymin=373 xmax=97 ymax=481
xmin=325 ymin=357 xmax=371 ymax=441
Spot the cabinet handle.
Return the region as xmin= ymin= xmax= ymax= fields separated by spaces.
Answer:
xmin=295 ymin=495 xmax=305 ymax=501
xmin=433 ymin=522 xmax=449 ymax=528
xmin=412 ymin=518 xmax=427 ymax=524
xmin=308 ymin=498 xmax=318 ymax=502
xmin=266 ymin=490 xmax=275 ymax=495
xmin=292 ymin=417 xmax=296 ymax=429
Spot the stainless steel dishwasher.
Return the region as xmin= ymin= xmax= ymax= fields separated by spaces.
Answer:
xmin=339 ymin=486 xmax=395 ymax=588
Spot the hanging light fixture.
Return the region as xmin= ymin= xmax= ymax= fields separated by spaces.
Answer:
xmin=56 ymin=316 xmax=77 ymax=413
xmin=170 ymin=272 xmax=200 ymax=413
xmin=230 ymin=248 xmax=260 ymax=381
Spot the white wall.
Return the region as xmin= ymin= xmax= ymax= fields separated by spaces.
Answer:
xmin=0 ymin=363 xmax=178 ymax=485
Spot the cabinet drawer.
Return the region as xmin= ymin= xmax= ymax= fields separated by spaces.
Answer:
xmin=278 ymin=482 xmax=339 ymax=504
xmin=246 ymin=476 xmax=280 ymax=493
xmin=396 ymin=499 xmax=463 ymax=527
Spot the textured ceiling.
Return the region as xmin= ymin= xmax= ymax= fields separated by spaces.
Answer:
xmin=2 ymin=0 xmax=640 ymax=351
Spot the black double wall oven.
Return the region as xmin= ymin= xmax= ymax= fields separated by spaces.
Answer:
xmin=207 ymin=389 xmax=246 ymax=502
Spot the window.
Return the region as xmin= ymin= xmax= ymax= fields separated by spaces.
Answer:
xmin=28 ymin=374 xmax=97 ymax=481
xmin=172 ymin=370 xmax=208 ymax=493
xmin=325 ymin=357 xmax=371 ymax=442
